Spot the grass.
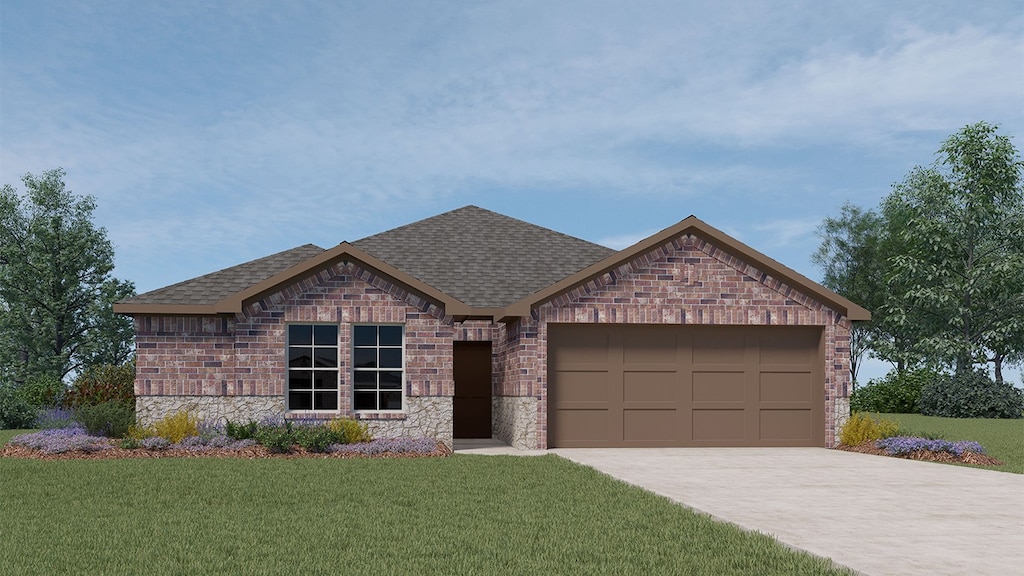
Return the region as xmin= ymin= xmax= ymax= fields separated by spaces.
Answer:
xmin=0 ymin=428 xmax=34 ymax=446
xmin=872 ymin=413 xmax=1024 ymax=474
xmin=0 ymin=454 xmax=851 ymax=576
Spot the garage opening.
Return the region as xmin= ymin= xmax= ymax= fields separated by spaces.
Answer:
xmin=547 ymin=324 xmax=824 ymax=448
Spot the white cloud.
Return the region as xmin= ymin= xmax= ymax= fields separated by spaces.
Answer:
xmin=2 ymin=2 xmax=1021 ymax=292
xmin=752 ymin=218 xmax=820 ymax=248
xmin=596 ymin=229 xmax=662 ymax=250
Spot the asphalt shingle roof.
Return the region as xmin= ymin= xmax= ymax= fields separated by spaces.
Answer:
xmin=352 ymin=206 xmax=615 ymax=307
xmin=120 ymin=206 xmax=615 ymax=309
xmin=123 ymin=244 xmax=326 ymax=306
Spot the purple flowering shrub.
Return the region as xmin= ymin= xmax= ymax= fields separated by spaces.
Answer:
xmin=196 ymin=419 xmax=224 ymax=438
xmin=33 ymin=407 xmax=78 ymax=430
xmin=876 ymin=436 xmax=986 ymax=457
xmin=328 ymin=437 xmax=440 ymax=455
xmin=9 ymin=428 xmax=112 ymax=454
xmin=172 ymin=434 xmax=256 ymax=451
xmin=140 ymin=436 xmax=171 ymax=450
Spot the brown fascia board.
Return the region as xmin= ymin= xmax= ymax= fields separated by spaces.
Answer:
xmin=115 ymin=243 xmax=474 ymax=317
xmin=499 ymin=215 xmax=871 ymax=323
xmin=112 ymin=302 xmax=222 ymax=315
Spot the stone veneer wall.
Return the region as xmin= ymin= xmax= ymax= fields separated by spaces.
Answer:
xmin=136 ymin=395 xmax=284 ymax=427
xmin=363 ymin=397 xmax=453 ymax=448
xmin=492 ymin=396 xmax=538 ymax=449
xmin=833 ymin=396 xmax=851 ymax=442
xmin=133 ymin=261 xmax=456 ymax=440
xmin=532 ymin=233 xmax=854 ymax=449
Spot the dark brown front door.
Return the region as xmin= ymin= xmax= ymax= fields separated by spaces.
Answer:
xmin=454 ymin=341 xmax=492 ymax=438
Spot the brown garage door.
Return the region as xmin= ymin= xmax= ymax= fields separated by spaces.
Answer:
xmin=548 ymin=324 xmax=824 ymax=448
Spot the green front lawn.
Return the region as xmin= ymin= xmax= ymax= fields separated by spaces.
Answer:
xmin=873 ymin=413 xmax=1024 ymax=474
xmin=0 ymin=454 xmax=850 ymax=576
xmin=0 ymin=429 xmax=33 ymax=446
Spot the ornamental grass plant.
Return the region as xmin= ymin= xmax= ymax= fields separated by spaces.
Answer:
xmin=838 ymin=412 xmax=900 ymax=446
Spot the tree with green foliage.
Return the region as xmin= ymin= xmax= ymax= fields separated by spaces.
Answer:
xmin=882 ymin=122 xmax=1024 ymax=381
xmin=812 ymin=202 xmax=928 ymax=381
xmin=0 ymin=168 xmax=136 ymax=383
xmin=812 ymin=203 xmax=885 ymax=384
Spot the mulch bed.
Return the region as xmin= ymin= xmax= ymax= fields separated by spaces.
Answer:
xmin=0 ymin=442 xmax=452 ymax=461
xmin=836 ymin=442 xmax=1004 ymax=466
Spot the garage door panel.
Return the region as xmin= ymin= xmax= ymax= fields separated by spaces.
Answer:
xmin=759 ymin=372 xmax=812 ymax=402
xmin=623 ymin=371 xmax=677 ymax=402
xmin=552 ymin=409 xmax=609 ymax=445
xmin=692 ymin=371 xmax=745 ymax=402
xmin=554 ymin=371 xmax=610 ymax=403
xmin=623 ymin=329 xmax=678 ymax=364
xmin=759 ymin=331 xmax=819 ymax=364
xmin=624 ymin=409 xmax=676 ymax=442
xmin=692 ymin=330 xmax=746 ymax=364
xmin=550 ymin=328 xmax=610 ymax=364
xmin=692 ymin=409 xmax=746 ymax=441
xmin=760 ymin=409 xmax=813 ymax=441
xmin=548 ymin=325 xmax=824 ymax=448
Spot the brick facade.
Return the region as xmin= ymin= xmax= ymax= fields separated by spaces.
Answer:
xmin=135 ymin=262 xmax=458 ymax=444
xmin=133 ymin=233 xmax=852 ymax=450
xmin=521 ymin=234 xmax=852 ymax=448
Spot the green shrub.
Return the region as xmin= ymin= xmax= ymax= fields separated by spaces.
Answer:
xmin=327 ymin=417 xmax=372 ymax=444
xmin=838 ymin=412 xmax=900 ymax=446
xmin=225 ymin=419 xmax=259 ymax=440
xmin=919 ymin=370 xmax=1024 ymax=419
xmin=151 ymin=409 xmax=199 ymax=443
xmin=255 ymin=425 xmax=294 ymax=453
xmin=851 ymin=368 xmax=936 ymax=414
xmin=0 ymin=382 xmax=36 ymax=429
xmin=64 ymin=362 xmax=135 ymax=407
xmin=20 ymin=374 xmax=66 ymax=409
xmin=293 ymin=425 xmax=342 ymax=453
xmin=75 ymin=400 xmax=136 ymax=438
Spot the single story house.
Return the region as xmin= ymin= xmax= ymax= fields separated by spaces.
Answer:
xmin=114 ymin=206 xmax=869 ymax=449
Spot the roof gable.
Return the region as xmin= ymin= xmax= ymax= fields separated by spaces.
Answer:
xmin=117 ymin=244 xmax=325 ymax=309
xmin=115 ymin=242 xmax=474 ymax=317
xmin=352 ymin=206 xmax=614 ymax=307
xmin=503 ymin=216 xmax=870 ymax=321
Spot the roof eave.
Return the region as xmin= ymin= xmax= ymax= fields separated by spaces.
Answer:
xmin=499 ymin=215 xmax=872 ymax=323
xmin=112 ymin=302 xmax=225 ymax=316
xmin=116 ymin=242 xmax=474 ymax=318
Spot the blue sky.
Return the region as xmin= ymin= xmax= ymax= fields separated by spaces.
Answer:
xmin=2 ymin=1 xmax=1022 ymax=382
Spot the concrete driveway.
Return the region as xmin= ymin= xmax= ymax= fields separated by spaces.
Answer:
xmin=552 ymin=448 xmax=1024 ymax=576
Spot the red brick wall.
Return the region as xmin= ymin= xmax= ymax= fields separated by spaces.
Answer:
xmin=134 ymin=316 xmax=236 ymax=396
xmin=508 ymin=233 xmax=853 ymax=448
xmin=134 ymin=262 xmax=455 ymax=418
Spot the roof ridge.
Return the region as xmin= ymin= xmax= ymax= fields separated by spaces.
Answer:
xmin=354 ymin=205 xmax=610 ymax=251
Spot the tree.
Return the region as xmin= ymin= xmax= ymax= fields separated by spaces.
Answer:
xmin=812 ymin=203 xmax=886 ymax=385
xmin=882 ymin=122 xmax=1024 ymax=381
xmin=0 ymin=168 xmax=136 ymax=382
xmin=813 ymin=202 xmax=932 ymax=382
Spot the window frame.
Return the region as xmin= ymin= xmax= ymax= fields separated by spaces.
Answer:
xmin=285 ymin=323 xmax=340 ymax=413
xmin=351 ymin=323 xmax=406 ymax=412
